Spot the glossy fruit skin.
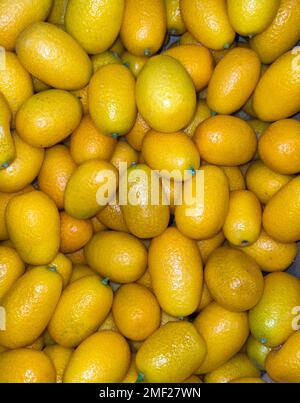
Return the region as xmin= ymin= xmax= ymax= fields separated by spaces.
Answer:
xmin=0 ymin=51 xmax=33 ymax=119
xmin=250 ymin=0 xmax=300 ymax=64
xmin=136 ymin=55 xmax=196 ymax=133
xmin=246 ymin=160 xmax=294 ymax=205
xmin=71 ymin=85 xmax=89 ymax=115
xmin=110 ymin=141 xmax=139 ymax=173
xmin=164 ymin=45 xmax=214 ymax=91
xmin=121 ymin=52 xmax=148 ymax=78
xmin=249 ymin=272 xmax=300 ymax=347
xmin=112 ymin=283 xmax=161 ymax=341
xmin=69 ymin=264 xmax=96 ymax=284
xmin=92 ymin=51 xmax=121 ymax=73
xmin=49 ymin=275 xmax=113 ymax=347
xmin=149 ymin=227 xmax=203 ymax=317
xmin=194 ymin=302 xmax=249 ymax=374
xmin=0 ymin=246 xmax=25 ymax=301
xmin=194 ymin=116 xmax=257 ymax=166
xmin=266 ymin=331 xmax=300 ymax=383
xmin=6 ymin=191 xmax=60 ymax=265
xmin=126 ymin=113 xmax=150 ymax=151
xmin=205 ymin=247 xmax=263 ymax=312
xmin=263 ymin=177 xmax=300 ymax=243
xmin=136 ymin=322 xmax=207 ymax=383
xmin=64 ymin=159 xmax=118 ymax=220
xmin=253 ymin=49 xmax=300 ymax=122
xmin=120 ymin=0 xmax=166 ymax=56
xmin=246 ymin=334 xmax=271 ymax=370
xmin=197 ymin=231 xmax=225 ymax=266
xmin=38 ymin=145 xmax=77 ymax=210
xmin=121 ymin=164 xmax=170 ymax=239
xmin=85 ymin=231 xmax=147 ymax=283
xmin=0 ymin=349 xmax=56 ymax=383
xmin=204 ymin=353 xmax=260 ymax=383
xmin=65 ymin=0 xmax=124 ymax=54
xmin=180 ymin=0 xmax=235 ymax=50
xmin=184 ymin=100 xmax=212 ymax=138
xmin=47 ymin=253 xmax=73 ymax=288
xmin=97 ymin=199 xmax=128 ymax=232
xmin=44 ymin=344 xmax=73 ymax=383
xmin=220 ymin=167 xmax=245 ymax=191
xmin=142 ymin=130 xmax=200 ymax=181
xmin=175 ymin=165 xmax=229 ymax=240
xmin=258 ymin=119 xmax=300 ymax=175
xmin=63 ymin=331 xmax=131 ymax=383
xmin=207 ymin=48 xmax=261 ymax=115
xmin=223 ymin=190 xmax=262 ymax=246
xmin=165 ymin=0 xmax=186 ymax=35
xmin=0 ymin=0 xmax=53 ymax=50
xmin=16 ymin=89 xmax=82 ymax=148
xmin=0 ymin=266 xmax=62 ymax=349
xmin=89 ymin=64 xmax=136 ymax=136
xmin=238 ymin=230 xmax=297 ymax=273
xmin=59 ymin=212 xmax=93 ymax=254
xmin=227 ymin=0 xmax=281 ymax=36
xmin=16 ymin=22 xmax=92 ymax=90
xmin=48 ymin=0 xmax=68 ymax=25
xmin=0 ymin=93 xmax=15 ymax=169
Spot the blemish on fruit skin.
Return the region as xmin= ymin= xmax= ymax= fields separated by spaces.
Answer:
xmin=241 ymin=240 xmax=249 ymax=246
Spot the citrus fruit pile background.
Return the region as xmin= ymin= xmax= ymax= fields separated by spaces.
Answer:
xmin=0 ymin=0 xmax=300 ymax=384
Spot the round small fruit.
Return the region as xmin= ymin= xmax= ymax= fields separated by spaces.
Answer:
xmin=48 ymin=275 xmax=113 ymax=347
xmin=126 ymin=113 xmax=150 ymax=151
xmin=197 ymin=231 xmax=225 ymax=265
xmin=194 ymin=115 xmax=257 ymax=166
xmin=180 ymin=0 xmax=235 ymax=50
xmin=207 ymin=48 xmax=260 ymax=115
xmin=175 ymin=165 xmax=229 ymax=240
xmin=249 ymin=272 xmax=300 ymax=347
xmin=194 ymin=302 xmax=249 ymax=374
xmin=16 ymin=22 xmax=92 ymax=90
xmin=65 ymin=0 xmax=124 ymax=54
xmin=121 ymin=52 xmax=148 ymax=78
xmin=164 ymin=44 xmax=214 ymax=91
xmin=38 ymin=145 xmax=77 ymax=210
xmin=237 ymin=230 xmax=297 ymax=273
xmin=0 ymin=266 xmax=62 ymax=349
xmin=263 ymin=176 xmax=300 ymax=243
xmin=47 ymin=253 xmax=73 ymax=288
xmin=136 ymin=321 xmax=207 ymax=383
xmin=63 ymin=331 xmax=130 ymax=383
xmin=89 ymin=64 xmax=136 ymax=137
xmin=69 ymin=264 xmax=96 ymax=284
xmin=136 ymin=55 xmax=196 ymax=133
xmin=60 ymin=211 xmax=93 ymax=254
xmin=97 ymin=200 xmax=129 ymax=233
xmin=0 ymin=349 xmax=55 ymax=383
xmin=258 ymin=119 xmax=300 ymax=175
xmin=110 ymin=141 xmax=139 ymax=173
xmin=141 ymin=130 xmax=200 ymax=181
xmin=205 ymin=247 xmax=263 ymax=312
xmin=165 ymin=0 xmax=186 ymax=35
xmin=47 ymin=0 xmax=68 ymax=25
xmin=6 ymin=191 xmax=60 ymax=265
xmin=120 ymin=0 xmax=166 ymax=56
xmin=184 ymin=100 xmax=212 ymax=138
xmin=91 ymin=51 xmax=121 ymax=73
xmin=246 ymin=335 xmax=271 ymax=371
xmin=16 ymin=89 xmax=82 ymax=148
xmin=149 ymin=227 xmax=203 ymax=317
xmin=220 ymin=166 xmax=245 ymax=191
xmin=112 ymin=284 xmax=161 ymax=341
xmin=246 ymin=160 xmax=294 ymax=205
xmin=223 ymin=190 xmax=262 ymax=247
xmin=0 ymin=246 xmax=25 ymax=301
xmin=85 ymin=231 xmax=147 ymax=283
xmin=64 ymin=159 xmax=118 ymax=219
xmin=44 ymin=345 xmax=73 ymax=383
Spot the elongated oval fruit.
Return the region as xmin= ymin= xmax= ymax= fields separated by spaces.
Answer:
xmin=120 ymin=0 xmax=166 ymax=56
xmin=65 ymin=0 xmax=124 ymax=54
xmin=263 ymin=176 xmax=300 ymax=243
xmin=0 ymin=266 xmax=62 ymax=349
xmin=16 ymin=90 xmax=82 ymax=148
xmin=165 ymin=0 xmax=186 ymax=35
xmin=253 ymin=48 xmax=300 ymax=122
xmin=175 ymin=165 xmax=229 ymax=240
xmin=63 ymin=331 xmax=130 ymax=383
xmin=227 ymin=0 xmax=281 ymax=36
xmin=223 ymin=190 xmax=262 ymax=247
xmin=207 ymin=48 xmax=261 ymax=115
xmin=89 ymin=64 xmax=136 ymax=137
xmin=136 ymin=55 xmax=196 ymax=133
xmin=0 ymin=93 xmax=15 ymax=169
xmin=180 ymin=0 xmax=235 ymax=50
xmin=48 ymin=275 xmax=113 ymax=347
xmin=136 ymin=322 xmax=207 ymax=383
xmin=149 ymin=227 xmax=203 ymax=317
xmin=16 ymin=22 xmax=92 ymax=90
xmin=6 ymin=191 xmax=60 ymax=265
xmin=249 ymin=272 xmax=300 ymax=347
xmin=121 ymin=164 xmax=170 ymax=239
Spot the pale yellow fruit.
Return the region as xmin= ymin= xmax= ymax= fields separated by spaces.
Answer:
xmin=0 ymin=246 xmax=25 ymax=301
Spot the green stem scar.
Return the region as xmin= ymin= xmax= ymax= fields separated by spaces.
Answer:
xmin=101 ymin=277 xmax=110 ymax=286
xmin=188 ymin=166 xmax=196 ymax=175
xmin=111 ymin=133 xmax=119 ymax=139
xmin=144 ymin=49 xmax=152 ymax=57
xmin=48 ymin=265 xmax=57 ymax=273
xmin=136 ymin=373 xmax=145 ymax=383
